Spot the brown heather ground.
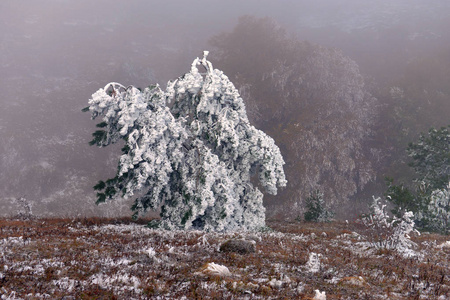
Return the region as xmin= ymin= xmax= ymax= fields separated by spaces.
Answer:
xmin=0 ymin=217 xmax=448 ymax=299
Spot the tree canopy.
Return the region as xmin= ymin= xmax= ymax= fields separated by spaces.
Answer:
xmin=85 ymin=52 xmax=286 ymax=231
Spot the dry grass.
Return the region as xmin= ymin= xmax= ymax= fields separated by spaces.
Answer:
xmin=0 ymin=218 xmax=448 ymax=299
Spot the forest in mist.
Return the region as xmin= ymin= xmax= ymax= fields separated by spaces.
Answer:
xmin=1 ymin=0 xmax=449 ymax=220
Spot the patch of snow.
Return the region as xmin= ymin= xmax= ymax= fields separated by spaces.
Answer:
xmin=90 ymin=273 xmax=141 ymax=293
xmin=268 ymin=278 xmax=283 ymax=289
xmin=296 ymin=282 xmax=305 ymax=293
xmin=437 ymin=241 xmax=450 ymax=249
xmin=52 ymin=277 xmax=79 ymax=293
xmin=327 ymin=276 xmax=341 ymax=284
xmin=146 ymin=247 xmax=156 ymax=258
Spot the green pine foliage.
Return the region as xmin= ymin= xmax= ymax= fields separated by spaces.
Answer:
xmin=407 ymin=125 xmax=449 ymax=191
xmin=384 ymin=177 xmax=423 ymax=218
xmin=386 ymin=125 xmax=450 ymax=233
xmin=303 ymin=190 xmax=334 ymax=222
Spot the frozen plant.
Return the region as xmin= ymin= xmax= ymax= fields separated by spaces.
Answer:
xmin=426 ymin=183 xmax=449 ymax=234
xmin=390 ymin=210 xmax=420 ymax=257
xmin=362 ymin=197 xmax=393 ymax=249
xmin=305 ymin=252 xmax=321 ymax=273
xmin=361 ymin=196 xmax=419 ymax=256
xmin=145 ymin=247 xmax=159 ymax=262
xmin=13 ymin=196 xmax=33 ymax=220
xmin=84 ymin=51 xmax=286 ymax=231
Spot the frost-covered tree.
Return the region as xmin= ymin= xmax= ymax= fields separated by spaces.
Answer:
xmin=84 ymin=52 xmax=287 ymax=231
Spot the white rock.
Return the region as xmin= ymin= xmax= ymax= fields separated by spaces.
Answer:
xmin=202 ymin=262 xmax=232 ymax=277
xmin=313 ymin=289 xmax=326 ymax=300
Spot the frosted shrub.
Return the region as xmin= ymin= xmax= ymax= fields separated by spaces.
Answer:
xmin=85 ymin=52 xmax=286 ymax=231
xmin=362 ymin=197 xmax=419 ymax=256
xmin=13 ymin=196 xmax=33 ymax=220
xmin=426 ymin=183 xmax=449 ymax=234
xmin=305 ymin=252 xmax=321 ymax=273
xmin=390 ymin=211 xmax=419 ymax=256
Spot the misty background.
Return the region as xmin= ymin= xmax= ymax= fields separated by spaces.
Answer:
xmin=1 ymin=0 xmax=449 ymax=219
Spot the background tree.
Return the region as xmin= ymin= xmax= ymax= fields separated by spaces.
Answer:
xmin=367 ymin=50 xmax=450 ymax=197
xmin=408 ymin=126 xmax=450 ymax=191
xmin=210 ymin=16 xmax=377 ymax=218
xmin=85 ymin=52 xmax=287 ymax=231
xmin=386 ymin=126 xmax=449 ymax=233
xmin=302 ymin=190 xmax=334 ymax=222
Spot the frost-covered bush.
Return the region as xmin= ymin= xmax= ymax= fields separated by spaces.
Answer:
xmin=303 ymin=190 xmax=334 ymax=222
xmin=361 ymin=197 xmax=419 ymax=256
xmin=425 ymin=183 xmax=449 ymax=234
xmin=305 ymin=252 xmax=321 ymax=273
xmin=13 ymin=196 xmax=33 ymax=220
xmin=84 ymin=52 xmax=287 ymax=231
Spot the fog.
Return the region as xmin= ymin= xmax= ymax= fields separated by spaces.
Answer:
xmin=1 ymin=0 xmax=449 ymax=219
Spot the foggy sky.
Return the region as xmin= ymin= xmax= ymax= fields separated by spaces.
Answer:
xmin=1 ymin=0 xmax=449 ymax=217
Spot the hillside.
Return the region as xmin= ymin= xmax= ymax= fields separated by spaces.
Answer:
xmin=1 ymin=218 xmax=448 ymax=299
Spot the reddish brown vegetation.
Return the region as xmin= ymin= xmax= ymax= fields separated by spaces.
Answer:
xmin=0 ymin=218 xmax=448 ymax=299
